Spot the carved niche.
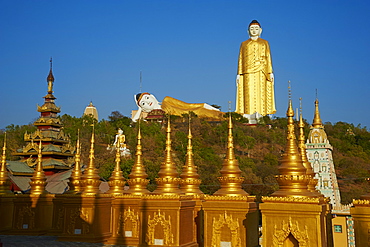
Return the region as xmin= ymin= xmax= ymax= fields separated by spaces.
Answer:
xmin=272 ymin=217 xmax=309 ymax=247
xmin=211 ymin=211 xmax=242 ymax=247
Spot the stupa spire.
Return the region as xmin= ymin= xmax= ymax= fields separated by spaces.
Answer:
xmin=126 ymin=123 xmax=150 ymax=195
xmin=107 ymin=132 xmax=126 ymax=195
xmin=312 ymin=90 xmax=323 ymax=128
xmin=152 ymin=118 xmax=182 ymax=195
xmin=271 ymin=82 xmax=313 ymax=198
xmin=47 ymin=57 xmax=54 ymax=93
xmin=213 ymin=113 xmax=247 ymax=196
xmin=66 ymin=131 xmax=82 ymax=194
xmin=0 ymin=133 xmax=12 ymax=194
xmin=29 ymin=141 xmax=47 ymax=195
xmin=81 ymin=125 xmax=101 ymax=194
xmin=298 ymin=99 xmax=322 ymax=196
xmin=180 ymin=116 xmax=203 ymax=195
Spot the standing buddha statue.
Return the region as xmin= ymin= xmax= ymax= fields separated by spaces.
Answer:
xmin=235 ymin=20 xmax=276 ymax=116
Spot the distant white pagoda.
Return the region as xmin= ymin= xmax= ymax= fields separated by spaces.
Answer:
xmin=305 ymin=98 xmax=342 ymax=210
xmin=83 ymin=101 xmax=99 ymax=121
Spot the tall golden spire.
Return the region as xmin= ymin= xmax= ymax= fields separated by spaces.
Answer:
xmin=180 ymin=116 xmax=203 ymax=196
xmin=213 ymin=113 xmax=247 ymax=196
xmin=312 ymin=91 xmax=323 ymax=128
xmin=152 ymin=118 xmax=182 ymax=195
xmin=0 ymin=133 xmax=12 ymax=194
xmin=47 ymin=57 xmax=54 ymax=94
xmin=107 ymin=134 xmax=126 ymax=195
xmin=66 ymin=131 xmax=82 ymax=194
xmin=125 ymin=124 xmax=150 ymax=195
xmin=81 ymin=125 xmax=101 ymax=194
xmin=30 ymin=141 xmax=47 ymax=195
xmin=298 ymin=99 xmax=321 ymax=196
xmin=271 ymin=84 xmax=313 ymax=198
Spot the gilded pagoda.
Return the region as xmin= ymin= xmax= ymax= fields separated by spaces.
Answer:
xmin=11 ymin=61 xmax=75 ymax=176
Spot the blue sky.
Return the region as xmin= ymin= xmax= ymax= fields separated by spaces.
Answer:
xmin=1 ymin=1 xmax=370 ymax=129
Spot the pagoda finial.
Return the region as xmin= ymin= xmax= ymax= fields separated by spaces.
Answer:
xmin=66 ymin=130 xmax=83 ymax=194
xmin=47 ymin=57 xmax=54 ymax=93
xmin=298 ymin=98 xmax=322 ymax=196
xmin=30 ymin=141 xmax=47 ymax=195
xmin=180 ymin=115 xmax=203 ymax=196
xmin=0 ymin=133 xmax=12 ymax=194
xmin=152 ymin=117 xmax=182 ymax=195
xmin=107 ymin=129 xmax=126 ymax=195
xmin=213 ymin=112 xmax=248 ymax=196
xmin=126 ymin=122 xmax=150 ymax=195
xmin=271 ymin=84 xmax=313 ymax=198
xmin=312 ymin=90 xmax=323 ymax=128
xmin=81 ymin=125 xmax=101 ymax=194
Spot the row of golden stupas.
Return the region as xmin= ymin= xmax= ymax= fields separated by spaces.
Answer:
xmin=0 ymin=65 xmax=369 ymax=246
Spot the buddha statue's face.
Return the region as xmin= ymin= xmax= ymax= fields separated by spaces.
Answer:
xmin=138 ymin=93 xmax=158 ymax=112
xmin=249 ymin=24 xmax=261 ymax=37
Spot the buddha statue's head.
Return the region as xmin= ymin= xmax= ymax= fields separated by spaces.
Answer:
xmin=135 ymin=92 xmax=160 ymax=112
xmin=248 ymin=20 xmax=262 ymax=38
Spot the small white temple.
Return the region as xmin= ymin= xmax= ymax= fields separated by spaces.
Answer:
xmin=83 ymin=101 xmax=99 ymax=121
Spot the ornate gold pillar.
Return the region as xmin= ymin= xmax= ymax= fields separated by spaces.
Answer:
xmin=202 ymin=114 xmax=259 ymax=246
xmin=138 ymin=119 xmax=197 ymax=246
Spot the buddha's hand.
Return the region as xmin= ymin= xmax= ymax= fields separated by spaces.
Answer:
xmin=269 ymin=73 xmax=274 ymax=82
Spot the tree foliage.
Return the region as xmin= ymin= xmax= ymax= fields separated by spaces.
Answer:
xmin=1 ymin=113 xmax=370 ymax=203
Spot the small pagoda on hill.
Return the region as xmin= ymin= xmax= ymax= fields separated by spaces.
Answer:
xmin=11 ymin=60 xmax=75 ymax=176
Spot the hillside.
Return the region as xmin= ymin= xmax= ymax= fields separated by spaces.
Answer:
xmin=1 ymin=112 xmax=370 ymax=203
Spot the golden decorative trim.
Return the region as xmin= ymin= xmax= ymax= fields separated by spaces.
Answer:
xmin=142 ymin=194 xmax=194 ymax=200
xmin=353 ymin=199 xmax=370 ymax=205
xmin=272 ymin=217 xmax=309 ymax=246
xmin=204 ymin=195 xmax=255 ymax=201
xmin=211 ymin=211 xmax=241 ymax=247
xmin=262 ymin=196 xmax=324 ymax=204
xmin=146 ymin=210 xmax=174 ymax=245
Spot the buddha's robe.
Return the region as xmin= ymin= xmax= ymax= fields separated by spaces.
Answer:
xmin=161 ymin=96 xmax=223 ymax=119
xmin=236 ymin=38 xmax=276 ymax=115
